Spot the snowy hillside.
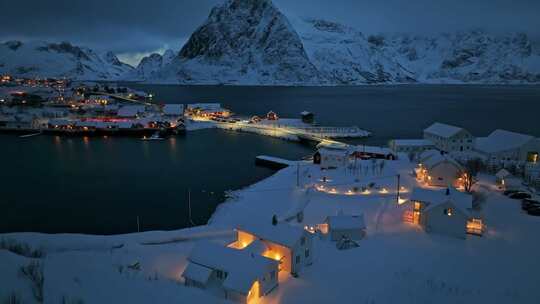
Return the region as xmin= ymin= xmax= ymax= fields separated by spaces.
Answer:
xmin=148 ymin=0 xmax=540 ymax=85
xmin=0 ymin=41 xmax=134 ymax=80
xmin=129 ymin=50 xmax=176 ymax=81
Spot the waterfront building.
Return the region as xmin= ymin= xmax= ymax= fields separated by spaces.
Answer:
xmin=423 ymin=122 xmax=475 ymax=153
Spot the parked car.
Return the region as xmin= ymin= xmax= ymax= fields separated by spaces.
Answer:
xmin=509 ymin=192 xmax=532 ymax=200
xmin=504 ymin=189 xmax=522 ymax=196
xmin=527 ymin=207 xmax=540 ymax=216
xmin=522 ymin=200 xmax=540 ymax=211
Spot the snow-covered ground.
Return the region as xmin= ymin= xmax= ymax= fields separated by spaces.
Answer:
xmin=2 ymin=156 xmax=539 ymax=303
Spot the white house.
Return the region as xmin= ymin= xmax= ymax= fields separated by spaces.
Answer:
xmin=233 ymin=223 xmax=313 ymax=276
xmin=525 ymin=163 xmax=540 ymax=187
xmin=417 ymin=153 xmax=465 ymax=188
xmin=475 ymin=129 xmax=540 ymax=170
xmin=182 ymin=241 xmax=279 ymax=304
xmin=322 ymin=213 xmax=366 ymax=241
xmin=408 ymin=187 xmax=483 ymax=238
xmin=388 ymin=139 xmax=435 ymax=156
xmin=423 ymin=122 xmax=475 ymax=153
xmin=313 ymin=148 xmax=348 ymax=169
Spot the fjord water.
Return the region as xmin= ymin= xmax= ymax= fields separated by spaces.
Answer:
xmin=2 ymin=85 xmax=540 ymax=234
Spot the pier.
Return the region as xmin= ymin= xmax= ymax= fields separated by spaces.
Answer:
xmin=255 ymin=155 xmax=296 ymax=169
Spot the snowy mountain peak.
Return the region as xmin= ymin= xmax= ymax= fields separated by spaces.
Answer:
xmin=0 ymin=40 xmax=133 ymax=80
xmin=158 ymin=0 xmax=323 ymax=85
xmin=129 ymin=49 xmax=176 ymax=80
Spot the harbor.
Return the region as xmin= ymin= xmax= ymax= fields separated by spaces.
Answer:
xmin=1 ymin=76 xmax=370 ymax=143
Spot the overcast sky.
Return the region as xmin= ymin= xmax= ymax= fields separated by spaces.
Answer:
xmin=1 ymin=0 xmax=539 ymax=66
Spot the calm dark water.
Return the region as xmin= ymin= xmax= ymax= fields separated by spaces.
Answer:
xmin=2 ymin=85 xmax=540 ymax=234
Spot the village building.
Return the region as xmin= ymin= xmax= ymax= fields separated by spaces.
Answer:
xmin=388 ymin=139 xmax=435 ymax=156
xmin=231 ymin=224 xmax=313 ymax=276
xmin=423 ymin=122 xmax=475 ymax=153
xmin=350 ymin=145 xmax=396 ymax=160
xmin=475 ymin=129 xmax=540 ymax=171
xmin=182 ymin=242 xmax=278 ymax=304
xmin=117 ymin=105 xmax=146 ymax=118
xmin=319 ymin=213 xmax=366 ymax=241
xmin=417 ymin=153 xmax=465 ymax=188
xmin=313 ymin=148 xmax=349 ymax=169
xmin=525 ymin=163 xmax=540 ymax=188
xmin=406 ymin=187 xmax=483 ymax=238
xmin=162 ymin=104 xmax=184 ymax=118
xmin=266 ymin=111 xmax=279 ymax=121
xmin=187 ymin=103 xmax=231 ymax=118
xmin=300 ymin=111 xmax=314 ymax=124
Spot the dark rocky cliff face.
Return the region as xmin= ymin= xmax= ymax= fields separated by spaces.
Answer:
xmin=171 ymin=0 xmax=323 ymax=84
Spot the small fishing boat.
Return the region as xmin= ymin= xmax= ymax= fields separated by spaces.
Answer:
xmin=142 ymin=131 xmax=165 ymax=141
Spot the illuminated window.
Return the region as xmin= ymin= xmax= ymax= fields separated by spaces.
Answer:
xmin=444 ymin=208 xmax=453 ymax=216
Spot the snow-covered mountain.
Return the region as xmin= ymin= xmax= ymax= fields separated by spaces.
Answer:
xmin=129 ymin=49 xmax=176 ymax=80
xmin=0 ymin=41 xmax=134 ymax=80
xmin=2 ymin=0 xmax=539 ymax=85
xmin=155 ymin=0 xmax=324 ymax=85
xmin=149 ymin=0 xmax=540 ymax=85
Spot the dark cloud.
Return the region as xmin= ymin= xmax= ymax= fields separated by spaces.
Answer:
xmin=1 ymin=0 xmax=539 ymax=65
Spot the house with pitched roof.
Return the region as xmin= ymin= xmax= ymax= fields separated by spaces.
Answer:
xmin=407 ymin=187 xmax=483 ymax=238
xmin=231 ymin=223 xmax=313 ymax=276
xmin=475 ymin=129 xmax=540 ymax=170
xmin=423 ymin=122 xmax=474 ymax=153
xmin=182 ymin=241 xmax=279 ymax=304
xmin=417 ymin=153 xmax=466 ymax=188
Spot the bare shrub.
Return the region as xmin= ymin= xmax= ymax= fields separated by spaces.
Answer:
xmin=0 ymin=238 xmax=44 ymax=258
xmin=19 ymin=261 xmax=44 ymax=303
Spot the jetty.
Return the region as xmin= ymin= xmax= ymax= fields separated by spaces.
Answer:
xmin=255 ymin=155 xmax=296 ymax=169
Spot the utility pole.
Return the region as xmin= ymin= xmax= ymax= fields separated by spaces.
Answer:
xmin=188 ymin=188 xmax=195 ymax=226
xmin=396 ymin=174 xmax=401 ymax=204
xmin=137 ymin=216 xmax=140 ymax=233
xmin=296 ymin=163 xmax=300 ymax=187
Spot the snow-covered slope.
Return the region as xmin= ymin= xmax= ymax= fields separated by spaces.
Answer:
xmin=129 ymin=50 xmax=176 ymax=81
xmin=155 ymin=0 xmax=324 ymax=85
xmin=0 ymin=41 xmax=134 ymax=80
xmin=148 ymin=0 xmax=540 ymax=85
xmin=380 ymin=31 xmax=540 ymax=83
xmin=292 ymin=18 xmax=416 ymax=84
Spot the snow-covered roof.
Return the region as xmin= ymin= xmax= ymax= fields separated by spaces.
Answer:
xmin=186 ymin=242 xmax=277 ymax=294
xmin=325 ymin=214 xmax=366 ymax=230
xmin=392 ymin=139 xmax=434 ymax=146
xmin=424 ymin=122 xmax=464 ymax=138
xmin=117 ymin=105 xmax=145 ymax=117
xmin=475 ymin=129 xmax=534 ymax=154
xmin=163 ymin=104 xmax=184 ymax=115
xmin=423 ymin=153 xmax=463 ymax=170
xmin=496 ymin=169 xmax=512 ymax=179
xmin=410 ymin=187 xmax=472 ymax=215
xmin=182 ymin=262 xmax=212 ymax=284
xmin=300 ymin=111 xmax=312 ymax=116
xmin=351 ymin=145 xmax=393 ymax=155
xmin=317 ymin=148 xmax=348 ymax=157
xmin=419 ymin=149 xmax=441 ymax=163
xmin=238 ymin=223 xmax=307 ymax=248
xmin=244 ymin=239 xmax=269 ymax=256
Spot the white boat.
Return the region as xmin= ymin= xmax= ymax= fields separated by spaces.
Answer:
xmin=19 ymin=132 xmax=42 ymax=138
xmin=142 ymin=132 xmax=165 ymax=141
